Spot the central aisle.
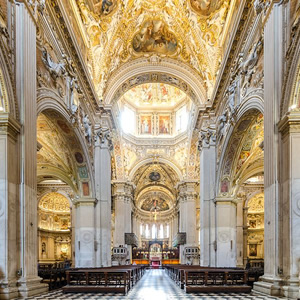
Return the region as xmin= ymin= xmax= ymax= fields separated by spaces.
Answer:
xmin=27 ymin=269 xmax=280 ymax=300
xmin=127 ymin=269 xmax=186 ymax=299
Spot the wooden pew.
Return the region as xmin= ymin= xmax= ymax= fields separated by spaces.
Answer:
xmin=164 ymin=265 xmax=251 ymax=293
xmin=63 ymin=269 xmax=129 ymax=294
xmin=63 ymin=265 xmax=146 ymax=294
xmin=184 ymin=269 xmax=251 ymax=293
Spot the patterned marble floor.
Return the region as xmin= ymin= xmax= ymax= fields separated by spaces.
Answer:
xmin=25 ymin=269 xmax=280 ymax=300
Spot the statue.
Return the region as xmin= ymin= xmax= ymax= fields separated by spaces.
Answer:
xmin=83 ymin=114 xmax=92 ymax=145
xmin=41 ymin=49 xmax=66 ymax=81
xmin=217 ymin=112 xmax=227 ymax=137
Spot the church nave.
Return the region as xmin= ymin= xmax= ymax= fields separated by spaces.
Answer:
xmin=26 ymin=269 xmax=279 ymax=300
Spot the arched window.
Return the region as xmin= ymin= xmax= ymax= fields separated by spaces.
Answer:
xmin=159 ymin=224 xmax=164 ymax=239
xmin=166 ymin=224 xmax=170 ymax=238
xmin=152 ymin=224 xmax=156 ymax=239
xmin=145 ymin=224 xmax=150 ymax=238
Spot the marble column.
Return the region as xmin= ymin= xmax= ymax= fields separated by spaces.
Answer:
xmin=253 ymin=2 xmax=284 ymax=297
xmin=74 ymin=198 xmax=97 ymax=268
xmin=199 ymin=130 xmax=217 ymax=267
xmin=94 ymin=127 xmax=112 ymax=267
xmin=112 ymin=182 xmax=133 ymax=263
xmin=14 ymin=2 xmax=48 ymax=298
xmin=178 ymin=182 xmax=199 ymax=264
xmin=0 ymin=115 xmax=20 ymax=300
xmin=215 ymin=198 xmax=237 ymax=267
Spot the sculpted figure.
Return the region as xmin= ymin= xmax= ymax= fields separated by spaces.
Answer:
xmin=83 ymin=114 xmax=92 ymax=145
xmin=42 ymin=49 xmax=66 ymax=80
xmin=217 ymin=112 xmax=227 ymax=137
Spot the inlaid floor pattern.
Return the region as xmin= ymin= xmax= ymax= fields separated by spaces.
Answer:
xmin=25 ymin=269 xmax=279 ymax=300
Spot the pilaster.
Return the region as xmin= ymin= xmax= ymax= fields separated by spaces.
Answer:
xmin=74 ymin=198 xmax=97 ymax=268
xmin=199 ymin=128 xmax=217 ymax=267
xmin=177 ymin=181 xmax=199 ymax=264
xmin=0 ymin=115 xmax=20 ymax=300
xmin=215 ymin=197 xmax=237 ymax=267
xmin=253 ymin=1 xmax=284 ymax=297
xmin=94 ymin=127 xmax=112 ymax=267
xmin=14 ymin=2 xmax=47 ymax=297
xmin=112 ymin=181 xmax=134 ymax=264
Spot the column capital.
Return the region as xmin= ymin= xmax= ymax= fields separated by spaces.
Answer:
xmin=198 ymin=128 xmax=216 ymax=151
xmin=112 ymin=181 xmax=134 ymax=202
xmin=94 ymin=126 xmax=113 ymax=150
xmin=0 ymin=113 xmax=21 ymax=140
xmin=73 ymin=197 xmax=97 ymax=207
xmin=278 ymin=112 xmax=300 ymax=137
xmin=177 ymin=181 xmax=199 ymax=202
xmin=215 ymin=196 xmax=238 ymax=206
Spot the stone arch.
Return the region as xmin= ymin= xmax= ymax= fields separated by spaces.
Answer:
xmin=129 ymin=157 xmax=183 ymax=182
xmin=37 ymin=100 xmax=95 ymax=198
xmin=0 ymin=47 xmax=17 ymax=117
xmin=103 ymin=57 xmax=207 ymax=107
xmin=217 ymin=107 xmax=264 ymax=197
xmin=281 ymin=31 xmax=300 ymax=116
xmin=37 ymin=189 xmax=73 ymax=207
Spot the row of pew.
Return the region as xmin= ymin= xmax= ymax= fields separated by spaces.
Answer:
xmin=164 ymin=265 xmax=252 ymax=293
xmin=38 ymin=262 xmax=70 ymax=290
xmin=62 ymin=265 xmax=147 ymax=294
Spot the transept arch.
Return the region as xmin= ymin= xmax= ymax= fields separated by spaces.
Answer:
xmin=37 ymin=107 xmax=94 ymax=199
xmin=217 ymin=108 xmax=264 ymax=197
xmin=103 ymin=58 xmax=207 ymax=107
xmin=281 ymin=24 xmax=300 ymax=116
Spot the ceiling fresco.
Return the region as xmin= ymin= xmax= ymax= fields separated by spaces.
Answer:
xmin=123 ymin=83 xmax=186 ymax=109
xmin=74 ymin=0 xmax=233 ymax=99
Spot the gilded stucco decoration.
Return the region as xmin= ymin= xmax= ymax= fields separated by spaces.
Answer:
xmin=39 ymin=192 xmax=71 ymax=213
xmin=133 ymin=162 xmax=179 ymax=201
xmin=246 ymin=192 xmax=264 ymax=259
xmin=74 ymin=0 xmax=232 ymax=99
xmin=190 ymin=0 xmax=224 ymax=16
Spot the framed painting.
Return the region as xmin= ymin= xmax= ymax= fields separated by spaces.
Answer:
xmin=158 ymin=115 xmax=171 ymax=134
xmin=140 ymin=115 xmax=152 ymax=134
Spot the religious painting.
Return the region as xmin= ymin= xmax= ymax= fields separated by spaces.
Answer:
xmin=141 ymin=198 xmax=169 ymax=212
xmin=82 ymin=182 xmax=90 ymax=196
xmin=140 ymin=115 xmax=152 ymax=134
xmin=249 ymin=244 xmax=257 ymax=257
xmin=78 ymin=166 xmax=89 ymax=179
xmin=57 ymin=119 xmax=71 ymax=134
xmin=132 ymin=20 xmax=178 ymax=55
xmin=220 ymin=178 xmax=229 ymax=193
xmin=75 ymin=152 xmax=84 ymax=164
xmin=159 ymin=115 xmax=171 ymax=134
xmin=190 ymin=0 xmax=224 ymax=16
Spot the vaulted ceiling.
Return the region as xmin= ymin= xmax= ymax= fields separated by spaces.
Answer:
xmin=72 ymin=0 xmax=234 ymax=99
